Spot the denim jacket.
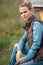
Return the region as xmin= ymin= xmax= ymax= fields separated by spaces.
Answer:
xmin=17 ymin=21 xmax=43 ymax=62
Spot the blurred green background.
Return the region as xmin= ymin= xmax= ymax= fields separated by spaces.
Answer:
xmin=0 ymin=0 xmax=25 ymax=65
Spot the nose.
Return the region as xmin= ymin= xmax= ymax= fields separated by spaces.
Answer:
xmin=22 ymin=13 xmax=25 ymax=17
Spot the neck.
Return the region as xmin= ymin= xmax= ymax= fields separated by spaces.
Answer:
xmin=27 ymin=15 xmax=35 ymax=23
xmin=23 ymin=15 xmax=35 ymax=30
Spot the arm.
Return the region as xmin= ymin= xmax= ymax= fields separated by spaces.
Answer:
xmin=22 ymin=21 xmax=43 ymax=62
xmin=17 ymin=31 xmax=27 ymax=51
xmin=16 ymin=31 xmax=27 ymax=62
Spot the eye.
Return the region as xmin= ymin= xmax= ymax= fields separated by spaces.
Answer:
xmin=20 ymin=11 xmax=27 ymax=14
xmin=24 ymin=11 xmax=27 ymax=13
xmin=20 ymin=12 xmax=23 ymax=14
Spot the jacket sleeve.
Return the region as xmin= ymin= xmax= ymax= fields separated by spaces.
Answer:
xmin=17 ymin=31 xmax=27 ymax=50
xmin=23 ymin=21 xmax=43 ymax=62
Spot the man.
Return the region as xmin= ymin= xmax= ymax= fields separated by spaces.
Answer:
xmin=8 ymin=2 xmax=43 ymax=65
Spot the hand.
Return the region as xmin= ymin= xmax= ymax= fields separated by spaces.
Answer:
xmin=18 ymin=58 xmax=24 ymax=64
xmin=15 ymin=58 xmax=24 ymax=65
xmin=16 ymin=50 xmax=22 ymax=62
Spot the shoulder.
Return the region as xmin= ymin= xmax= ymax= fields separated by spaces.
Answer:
xmin=33 ymin=20 xmax=43 ymax=30
xmin=33 ymin=20 xmax=43 ymax=27
xmin=33 ymin=20 xmax=42 ymax=25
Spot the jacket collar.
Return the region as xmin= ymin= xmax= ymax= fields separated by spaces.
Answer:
xmin=23 ymin=15 xmax=35 ymax=30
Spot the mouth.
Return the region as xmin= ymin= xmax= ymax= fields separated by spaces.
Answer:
xmin=23 ymin=16 xmax=27 ymax=19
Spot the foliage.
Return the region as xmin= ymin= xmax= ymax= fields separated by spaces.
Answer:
xmin=0 ymin=0 xmax=24 ymax=65
xmin=0 ymin=35 xmax=10 ymax=49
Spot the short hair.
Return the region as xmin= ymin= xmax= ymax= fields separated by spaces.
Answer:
xmin=19 ymin=2 xmax=32 ymax=10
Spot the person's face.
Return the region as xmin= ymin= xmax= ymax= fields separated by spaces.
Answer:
xmin=19 ymin=6 xmax=32 ymax=21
